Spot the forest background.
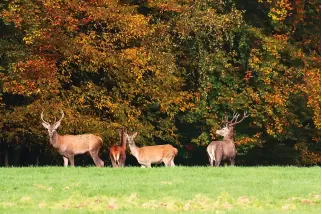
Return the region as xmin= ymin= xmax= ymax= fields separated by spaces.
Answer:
xmin=0 ymin=0 xmax=320 ymax=166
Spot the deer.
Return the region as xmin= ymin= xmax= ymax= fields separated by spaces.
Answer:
xmin=109 ymin=129 xmax=127 ymax=168
xmin=41 ymin=110 xmax=104 ymax=167
xmin=125 ymin=132 xmax=178 ymax=168
xmin=207 ymin=112 xmax=249 ymax=167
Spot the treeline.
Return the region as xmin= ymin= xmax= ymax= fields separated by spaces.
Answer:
xmin=0 ymin=0 xmax=320 ymax=166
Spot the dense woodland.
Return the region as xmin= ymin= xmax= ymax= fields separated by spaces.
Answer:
xmin=0 ymin=0 xmax=320 ymax=166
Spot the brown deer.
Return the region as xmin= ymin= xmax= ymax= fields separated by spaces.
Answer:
xmin=125 ymin=132 xmax=178 ymax=168
xmin=207 ymin=112 xmax=249 ymax=167
xmin=41 ymin=110 xmax=104 ymax=167
xmin=109 ymin=129 xmax=127 ymax=168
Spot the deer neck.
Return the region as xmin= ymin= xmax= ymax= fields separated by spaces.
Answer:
xmin=223 ymin=137 xmax=234 ymax=144
xmin=121 ymin=134 xmax=127 ymax=150
xmin=129 ymin=142 xmax=139 ymax=158
xmin=223 ymin=130 xmax=234 ymax=144
xmin=50 ymin=131 xmax=62 ymax=149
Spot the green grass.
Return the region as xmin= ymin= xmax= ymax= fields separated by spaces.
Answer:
xmin=0 ymin=166 xmax=320 ymax=213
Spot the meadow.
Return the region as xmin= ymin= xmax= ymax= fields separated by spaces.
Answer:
xmin=0 ymin=166 xmax=320 ymax=213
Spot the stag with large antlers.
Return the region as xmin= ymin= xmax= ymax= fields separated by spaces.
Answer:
xmin=125 ymin=132 xmax=178 ymax=168
xmin=41 ymin=110 xmax=104 ymax=167
xmin=207 ymin=112 xmax=249 ymax=167
xmin=109 ymin=129 xmax=127 ymax=168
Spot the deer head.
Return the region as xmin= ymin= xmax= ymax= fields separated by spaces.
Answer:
xmin=125 ymin=132 xmax=137 ymax=146
xmin=216 ymin=112 xmax=249 ymax=137
xmin=117 ymin=128 xmax=127 ymax=138
xmin=117 ymin=128 xmax=122 ymax=138
xmin=41 ymin=110 xmax=64 ymax=137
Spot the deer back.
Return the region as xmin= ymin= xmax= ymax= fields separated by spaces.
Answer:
xmin=61 ymin=134 xmax=102 ymax=154
xmin=137 ymin=144 xmax=177 ymax=163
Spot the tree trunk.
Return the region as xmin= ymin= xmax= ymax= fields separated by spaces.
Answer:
xmin=13 ymin=147 xmax=22 ymax=166
xmin=36 ymin=156 xmax=40 ymax=166
xmin=4 ymin=148 xmax=8 ymax=167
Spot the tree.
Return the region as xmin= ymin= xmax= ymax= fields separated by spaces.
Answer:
xmin=0 ymin=0 xmax=319 ymax=166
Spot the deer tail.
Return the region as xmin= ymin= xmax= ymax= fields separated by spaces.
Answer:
xmin=174 ymin=148 xmax=178 ymax=156
xmin=211 ymin=145 xmax=216 ymax=161
xmin=97 ymin=136 xmax=103 ymax=144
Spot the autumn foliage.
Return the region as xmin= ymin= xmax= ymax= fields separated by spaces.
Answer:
xmin=0 ymin=0 xmax=320 ymax=166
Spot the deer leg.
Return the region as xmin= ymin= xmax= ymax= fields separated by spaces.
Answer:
xmin=224 ymin=162 xmax=228 ymax=167
xmin=162 ymin=158 xmax=171 ymax=167
xmin=215 ymin=155 xmax=221 ymax=167
xmin=97 ymin=152 xmax=104 ymax=167
xmin=164 ymin=155 xmax=176 ymax=167
xmin=63 ymin=156 xmax=69 ymax=167
xmin=120 ymin=153 xmax=126 ymax=167
xmin=215 ymin=149 xmax=222 ymax=167
xmin=208 ymin=155 xmax=214 ymax=167
xmin=163 ymin=161 xmax=170 ymax=167
xmin=69 ymin=155 xmax=75 ymax=167
xmin=92 ymin=147 xmax=104 ymax=167
xmin=115 ymin=158 xmax=119 ymax=168
xmin=115 ymin=155 xmax=120 ymax=167
xmin=170 ymin=159 xmax=175 ymax=167
xmin=99 ymin=158 xmax=104 ymax=167
xmin=109 ymin=154 xmax=116 ymax=168
xmin=230 ymin=158 xmax=235 ymax=167
xmin=141 ymin=161 xmax=151 ymax=168
xmin=94 ymin=150 xmax=104 ymax=167
xmin=167 ymin=157 xmax=176 ymax=167
xmin=90 ymin=151 xmax=99 ymax=167
xmin=90 ymin=150 xmax=103 ymax=167
xmin=165 ymin=156 xmax=176 ymax=167
xmin=120 ymin=158 xmax=125 ymax=167
xmin=215 ymin=159 xmax=221 ymax=167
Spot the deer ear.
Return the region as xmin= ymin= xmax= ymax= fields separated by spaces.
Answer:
xmin=132 ymin=132 xmax=137 ymax=138
xmin=124 ymin=132 xmax=129 ymax=137
xmin=42 ymin=122 xmax=49 ymax=129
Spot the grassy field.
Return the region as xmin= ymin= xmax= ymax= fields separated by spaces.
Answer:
xmin=0 ymin=166 xmax=320 ymax=213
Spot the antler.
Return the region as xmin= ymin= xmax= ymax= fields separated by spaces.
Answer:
xmin=222 ymin=115 xmax=228 ymax=125
xmin=41 ymin=110 xmax=64 ymax=125
xmin=228 ymin=111 xmax=249 ymax=127
xmin=223 ymin=112 xmax=240 ymax=127
xmin=57 ymin=110 xmax=64 ymax=124
xmin=230 ymin=112 xmax=240 ymax=123
xmin=40 ymin=110 xmax=50 ymax=125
